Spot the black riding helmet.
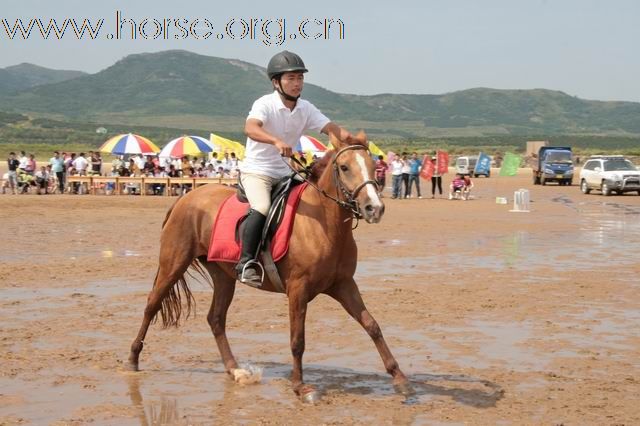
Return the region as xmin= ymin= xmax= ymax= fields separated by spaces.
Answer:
xmin=267 ymin=51 xmax=308 ymax=102
xmin=267 ymin=51 xmax=308 ymax=80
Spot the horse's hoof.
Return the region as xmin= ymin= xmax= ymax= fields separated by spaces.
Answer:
xmin=393 ymin=381 xmax=415 ymax=397
xmin=300 ymin=389 xmax=321 ymax=404
xmin=127 ymin=361 xmax=140 ymax=372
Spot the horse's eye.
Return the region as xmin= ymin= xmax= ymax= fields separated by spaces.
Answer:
xmin=340 ymin=165 xmax=349 ymax=172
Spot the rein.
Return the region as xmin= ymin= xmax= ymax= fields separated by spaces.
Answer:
xmin=284 ymin=145 xmax=379 ymax=226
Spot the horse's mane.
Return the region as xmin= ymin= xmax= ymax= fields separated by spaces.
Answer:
xmin=309 ymin=150 xmax=335 ymax=183
xmin=308 ymin=134 xmax=368 ymax=183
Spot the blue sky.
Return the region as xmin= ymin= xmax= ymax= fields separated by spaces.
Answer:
xmin=1 ymin=0 xmax=639 ymax=101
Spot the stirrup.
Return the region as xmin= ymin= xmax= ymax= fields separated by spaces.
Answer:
xmin=240 ymin=260 xmax=264 ymax=288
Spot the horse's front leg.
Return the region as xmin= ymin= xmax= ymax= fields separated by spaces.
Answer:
xmin=288 ymin=288 xmax=319 ymax=403
xmin=327 ymin=278 xmax=413 ymax=395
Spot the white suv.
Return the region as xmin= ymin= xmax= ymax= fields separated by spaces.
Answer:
xmin=580 ymin=156 xmax=640 ymax=196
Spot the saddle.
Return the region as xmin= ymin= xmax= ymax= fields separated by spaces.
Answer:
xmin=208 ymin=174 xmax=307 ymax=292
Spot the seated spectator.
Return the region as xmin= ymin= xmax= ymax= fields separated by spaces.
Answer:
xmin=167 ymin=164 xmax=180 ymax=196
xmin=17 ymin=170 xmax=36 ymax=194
xmin=45 ymin=165 xmax=58 ymax=194
xmin=128 ymin=158 xmax=140 ymax=176
xmin=215 ymin=166 xmax=230 ymax=179
xmin=448 ymin=173 xmax=465 ymax=200
xmin=151 ymin=166 xmax=167 ymax=195
xmin=34 ymin=166 xmax=50 ymax=194
xmin=66 ymin=167 xmax=79 ymax=194
xmin=204 ymin=164 xmax=217 ymax=178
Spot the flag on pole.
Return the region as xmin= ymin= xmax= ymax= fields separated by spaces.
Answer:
xmin=420 ymin=155 xmax=434 ymax=180
xmin=474 ymin=152 xmax=492 ymax=175
xmin=436 ymin=150 xmax=449 ymax=175
xmin=210 ymin=133 xmax=236 ymax=151
xmin=368 ymin=141 xmax=385 ymax=157
xmin=499 ymin=152 xmax=521 ymax=176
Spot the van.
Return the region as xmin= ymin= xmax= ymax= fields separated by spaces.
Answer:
xmin=455 ymin=156 xmax=490 ymax=177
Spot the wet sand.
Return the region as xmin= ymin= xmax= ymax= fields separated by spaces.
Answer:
xmin=1 ymin=170 xmax=639 ymax=425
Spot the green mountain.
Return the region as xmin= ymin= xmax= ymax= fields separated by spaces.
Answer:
xmin=1 ymin=50 xmax=639 ymax=137
xmin=0 ymin=63 xmax=87 ymax=95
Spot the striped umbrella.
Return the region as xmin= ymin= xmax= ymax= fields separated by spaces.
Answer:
xmin=159 ymin=135 xmax=216 ymax=158
xmin=295 ymin=135 xmax=327 ymax=153
xmin=100 ymin=133 xmax=159 ymax=155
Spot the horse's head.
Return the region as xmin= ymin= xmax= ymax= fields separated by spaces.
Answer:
xmin=328 ymin=131 xmax=385 ymax=223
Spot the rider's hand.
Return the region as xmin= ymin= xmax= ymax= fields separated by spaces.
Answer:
xmin=274 ymin=140 xmax=292 ymax=157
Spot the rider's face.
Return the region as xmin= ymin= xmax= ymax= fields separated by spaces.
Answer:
xmin=277 ymin=72 xmax=304 ymax=97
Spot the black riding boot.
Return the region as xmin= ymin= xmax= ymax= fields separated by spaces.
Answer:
xmin=236 ymin=209 xmax=267 ymax=287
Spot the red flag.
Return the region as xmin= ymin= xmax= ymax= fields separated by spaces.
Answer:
xmin=420 ymin=155 xmax=434 ymax=180
xmin=437 ymin=150 xmax=449 ymax=175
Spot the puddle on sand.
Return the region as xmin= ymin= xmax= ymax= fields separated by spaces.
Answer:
xmin=357 ymin=200 xmax=640 ymax=277
xmin=547 ymin=307 xmax=640 ymax=352
xmin=395 ymin=320 xmax=550 ymax=372
xmin=1 ymin=279 xmax=150 ymax=303
xmin=0 ymin=279 xmax=151 ymax=326
xmin=0 ymin=363 xmax=304 ymax=425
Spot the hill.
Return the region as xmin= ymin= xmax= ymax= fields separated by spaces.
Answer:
xmin=1 ymin=50 xmax=639 ymax=137
xmin=0 ymin=63 xmax=87 ymax=95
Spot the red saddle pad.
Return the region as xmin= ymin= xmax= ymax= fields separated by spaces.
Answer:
xmin=207 ymin=183 xmax=308 ymax=263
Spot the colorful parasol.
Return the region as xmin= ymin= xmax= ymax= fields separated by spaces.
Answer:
xmin=99 ymin=133 xmax=159 ymax=155
xmin=295 ymin=135 xmax=327 ymax=153
xmin=159 ymin=135 xmax=216 ymax=158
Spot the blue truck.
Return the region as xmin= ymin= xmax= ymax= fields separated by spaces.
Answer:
xmin=532 ymin=146 xmax=574 ymax=186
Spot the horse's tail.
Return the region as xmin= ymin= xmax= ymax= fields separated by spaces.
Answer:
xmin=157 ymin=259 xmax=210 ymax=328
xmin=153 ymin=198 xmax=211 ymax=328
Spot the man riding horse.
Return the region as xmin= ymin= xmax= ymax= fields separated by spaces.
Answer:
xmin=128 ymin=52 xmax=412 ymax=402
xmin=237 ymin=51 xmax=352 ymax=286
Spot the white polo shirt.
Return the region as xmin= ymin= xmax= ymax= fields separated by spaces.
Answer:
xmin=72 ymin=156 xmax=88 ymax=172
xmin=241 ymin=91 xmax=330 ymax=178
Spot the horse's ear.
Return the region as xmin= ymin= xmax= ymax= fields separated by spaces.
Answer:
xmin=355 ymin=130 xmax=368 ymax=147
xmin=329 ymin=132 xmax=347 ymax=150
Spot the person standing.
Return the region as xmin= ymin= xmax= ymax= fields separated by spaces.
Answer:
xmin=408 ymin=152 xmax=422 ymax=198
xmin=72 ymin=152 xmax=89 ymax=175
xmin=49 ymin=151 xmax=65 ymax=193
xmin=431 ymin=156 xmax=443 ymax=198
xmin=18 ymin=151 xmax=28 ymax=173
xmin=400 ymin=153 xmax=411 ymax=198
xmin=72 ymin=153 xmax=89 ymax=194
xmin=91 ymin=152 xmax=103 ymax=175
xmin=7 ymin=152 xmax=20 ymax=195
xmin=25 ymin=154 xmax=36 ymax=176
xmin=390 ymin=155 xmax=404 ymax=199
xmin=374 ymin=155 xmax=388 ymax=197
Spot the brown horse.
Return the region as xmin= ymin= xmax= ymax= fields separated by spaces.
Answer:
xmin=128 ymin=132 xmax=411 ymax=402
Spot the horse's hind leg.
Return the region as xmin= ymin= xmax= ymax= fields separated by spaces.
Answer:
xmin=127 ymin=253 xmax=193 ymax=371
xmin=203 ymin=262 xmax=239 ymax=373
xmin=327 ymin=278 xmax=413 ymax=395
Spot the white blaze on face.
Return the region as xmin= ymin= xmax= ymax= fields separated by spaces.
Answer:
xmin=355 ymin=152 xmax=383 ymax=208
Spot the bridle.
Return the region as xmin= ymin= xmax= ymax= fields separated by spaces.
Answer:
xmin=286 ymin=145 xmax=379 ymax=223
